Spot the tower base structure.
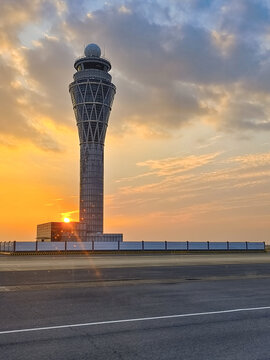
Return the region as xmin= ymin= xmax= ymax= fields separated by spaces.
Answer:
xmin=36 ymin=222 xmax=123 ymax=243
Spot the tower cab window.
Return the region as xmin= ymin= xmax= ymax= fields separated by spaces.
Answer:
xmin=84 ymin=62 xmax=105 ymax=71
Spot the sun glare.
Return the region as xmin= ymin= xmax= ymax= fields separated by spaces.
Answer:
xmin=64 ymin=217 xmax=70 ymax=223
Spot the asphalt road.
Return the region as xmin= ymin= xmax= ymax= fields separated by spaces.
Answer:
xmin=1 ymin=254 xmax=270 ymax=359
xmin=1 ymin=252 xmax=270 ymax=271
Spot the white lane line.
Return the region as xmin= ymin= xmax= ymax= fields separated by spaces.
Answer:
xmin=1 ymin=306 xmax=270 ymax=336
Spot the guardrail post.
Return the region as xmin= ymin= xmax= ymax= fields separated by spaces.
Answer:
xmin=14 ymin=241 xmax=16 ymax=252
xmin=187 ymin=241 xmax=189 ymax=251
xmin=65 ymin=241 xmax=67 ymax=251
xmin=36 ymin=241 xmax=38 ymax=251
xmin=165 ymin=241 xmax=167 ymax=250
xmin=246 ymin=241 xmax=248 ymax=251
xmin=207 ymin=241 xmax=210 ymax=250
xmin=227 ymin=241 xmax=229 ymax=250
xmin=142 ymin=241 xmax=144 ymax=250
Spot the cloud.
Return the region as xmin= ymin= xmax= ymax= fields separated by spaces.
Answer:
xmin=228 ymin=151 xmax=270 ymax=167
xmin=23 ymin=35 xmax=75 ymax=125
xmin=1 ymin=0 xmax=270 ymax=150
xmin=217 ymin=100 xmax=270 ymax=132
xmin=137 ymin=153 xmax=220 ymax=176
xmin=0 ymin=0 xmax=68 ymax=151
xmin=0 ymin=58 xmax=63 ymax=151
xmin=110 ymin=151 xmax=270 ymax=219
xmin=57 ymin=0 xmax=270 ymax=136
xmin=219 ymin=0 xmax=270 ymax=34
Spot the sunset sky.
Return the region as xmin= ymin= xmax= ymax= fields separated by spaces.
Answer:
xmin=0 ymin=0 xmax=270 ymax=242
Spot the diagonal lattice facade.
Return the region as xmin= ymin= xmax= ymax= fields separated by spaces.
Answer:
xmin=69 ymin=45 xmax=116 ymax=237
xmin=70 ymin=79 xmax=115 ymax=145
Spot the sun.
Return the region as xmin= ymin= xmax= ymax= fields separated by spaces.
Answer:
xmin=64 ymin=217 xmax=70 ymax=223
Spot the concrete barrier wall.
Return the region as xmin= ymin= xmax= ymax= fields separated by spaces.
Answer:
xmin=15 ymin=242 xmax=36 ymax=251
xmin=209 ymin=242 xmax=228 ymax=250
xmin=144 ymin=241 xmax=166 ymax=250
xmin=0 ymin=241 xmax=265 ymax=252
xmin=119 ymin=242 xmax=143 ymax=250
xmin=3 ymin=242 xmax=14 ymax=252
xmin=229 ymin=242 xmax=247 ymax=250
xmin=94 ymin=241 xmax=119 ymax=250
xmin=188 ymin=242 xmax=209 ymax=250
xmin=66 ymin=242 xmax=93 ymax=251
xmin=167 ymin=242 xmax=188 ymax=250
xmin=247 ymin=242 xmax=265 ymax=250
xmin=37 ymin=242 xmax=65 ymax=251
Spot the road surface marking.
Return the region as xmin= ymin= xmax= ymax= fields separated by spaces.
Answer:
xmin=1 ymin=306 xmax=270 ymax=335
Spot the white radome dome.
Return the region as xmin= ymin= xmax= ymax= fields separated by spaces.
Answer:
xmin=84 ymin=43 xmax=101 ymax=57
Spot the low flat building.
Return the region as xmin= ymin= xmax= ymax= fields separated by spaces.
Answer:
xmin=36 ymin=222 xmax=81 ymax=242
xmin=36 ymin=222 xmax=122 ymax=242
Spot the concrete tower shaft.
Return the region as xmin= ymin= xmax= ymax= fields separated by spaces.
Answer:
xmin=69 ymin=44 xmax=116 ymax=236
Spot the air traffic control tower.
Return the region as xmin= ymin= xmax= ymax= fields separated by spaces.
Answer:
xmin=37 ymin=44 xmax=123 ymax=242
